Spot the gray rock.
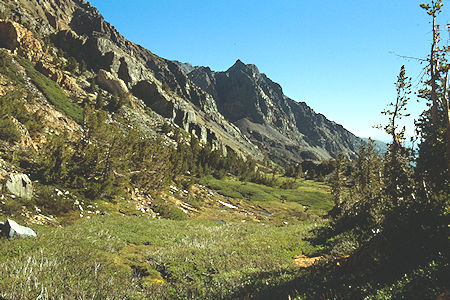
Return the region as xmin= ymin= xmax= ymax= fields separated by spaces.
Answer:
xmin=1 ymin=219 xmax=37 ymax=238
xmin=2 ymin=0 xmax=261 ymax=159
xmin=6 ymin=173 xmax=33 ymax=200
xmin=188 ymin=60 xmax=361 ymax=163
xmin=172 ymin=61 xmax=200 ymax=75
xmin=4 ymin=0 xmax=361 ymax=164
xmin=96 ymin=69 xmax=129 ymax=96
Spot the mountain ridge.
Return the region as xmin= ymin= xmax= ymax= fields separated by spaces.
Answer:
xmin=183 ymin=58 xmax=360 ymax=163
xmin=1 ymin=0 xmax=360 ymax=164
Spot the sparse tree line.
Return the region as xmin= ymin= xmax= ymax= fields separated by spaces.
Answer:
xmin=33 ymin=104 xmax=274 ymax=200
xmin=0 ymin=47 xmax=275 ymax=202
xmin=305 ymin=2 xmax=449 ymax=297
xmin=329 ymin=1 xmax=448 ymax=247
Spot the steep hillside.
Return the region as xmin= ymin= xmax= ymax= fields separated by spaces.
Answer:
xmin=187 ymin=60 xmax=360 ymax=163
xmin=1 ymin=0 xmax=360 ymax=165
xmin=0 ymin=0 xmax=261 ymax=159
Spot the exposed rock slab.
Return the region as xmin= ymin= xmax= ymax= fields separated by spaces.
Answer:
xmin=188 ymin=60 xmax=360 ymax=163
xmin=97 ymin=69 xmax=129 ymax=96
xmin=1 ymin=219 xmax=37 ymax=238
xmin=6 ymin=173 xmax=33 ymax=199
xmin=1 ymin=0 xmax=361 ymax=163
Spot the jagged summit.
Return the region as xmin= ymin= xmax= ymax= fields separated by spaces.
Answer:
xmin=179 ymin=55 xmax=360 ymax=162
xmin=172 ymin=60 xmax=198 ymax=75
xmin=229 ymin=59 xmax=246 ymax=70
xmin=228 ymin=59 xmax=260 ymax=75
xmin=188 ymin=60 xmax=360 ymax=163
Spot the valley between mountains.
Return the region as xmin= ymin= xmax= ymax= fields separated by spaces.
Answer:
xmin=0 ymin=0 xmax=447 ymax=299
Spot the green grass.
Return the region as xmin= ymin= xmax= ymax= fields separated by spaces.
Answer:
xmin=0 ymin=51 xmax=25 ymax=85
xmin=200 ymin=175 xmax=333 ymax=212
xmin=19 ymin=58 xmax=83 ymax=124
xmin=0 ymin=215 xmax=318 ymax=299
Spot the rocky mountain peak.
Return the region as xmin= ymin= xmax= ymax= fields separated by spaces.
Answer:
xmin=228 ymin=59 xmax=260 ymax=75
xmin=187 ymin=60 xmax=360 ymax=163
xmin=0 ymin=0 xmax=263 ymax=160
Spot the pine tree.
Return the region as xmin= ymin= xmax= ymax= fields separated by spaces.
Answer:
xmin=353 ymin=139 xmax=383 ymax=203
xmin=95 ymin=93 xmax=104 ymax=110
xmin=37 ymin=133 xmax=70 ymax=183
xmin=65 ymin=57 xmax=79 ymax=74
xmin=380 ymin=66 xmax=414 ymax=208
xmin=330 ymin=153 xmax=347 ymax=215
xmin=416 ymin=0 xmax=450 ymax=190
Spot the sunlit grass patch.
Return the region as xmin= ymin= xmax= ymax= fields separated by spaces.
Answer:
xmin=19 ymin=58 xmax=83 ymax=124
xmin=0 ymin=215 xmax=319 ymax=299
xmin=200 ymin=175 xmax=333 ymax=212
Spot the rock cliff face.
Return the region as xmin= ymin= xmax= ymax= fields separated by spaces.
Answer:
xmin=1 ymin=0 xmax=359 ymax=163
xmin=0 ymin=19 xmax=43 ymax=62
xmin=1 ymin=0 xmax=261 ymax=158
xmin=187 ymin=60 xmax=360 ymax=163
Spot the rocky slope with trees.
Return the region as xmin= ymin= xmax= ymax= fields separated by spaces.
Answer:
xmin=0 ymin=0 xmax=360 ymax=165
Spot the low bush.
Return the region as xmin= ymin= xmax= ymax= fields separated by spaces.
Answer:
xmin=0 ymin=117 xmax=20 ymax=143
xmin=150 ymin=198 xmax=188 ymax=220
xmin=0 ymin=50 xmax=24 ymax=85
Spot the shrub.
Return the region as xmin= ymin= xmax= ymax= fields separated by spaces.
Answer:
xmin=79 ymin=60 xmax=87 ymax=74
xmin=95 ymin=92 xmax=104 ymax=109
xmin=150 ymin=198 xmax=188 ymax=220
xmin=65 ymin=57 xmax=79 ymax=74
xmin=0 ymin=50 xmax=24 ymax=85
xmin=0 ymin=117 xmax=20 ymax=143
xmin=107 ymin=93 xmax=129 ymax=112
xmin=34 ymin=185 xmax=75 ymax=216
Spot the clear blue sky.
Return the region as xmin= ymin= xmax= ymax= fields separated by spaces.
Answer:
xmin=90 ymin=0 xmax=450 ymax=141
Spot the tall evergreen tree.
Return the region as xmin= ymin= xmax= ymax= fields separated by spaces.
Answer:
xmin=416 ymin=0 xmax=450 ymax=191
xmin=330 ymin=153 xmax=347 ymax=216
xmin=380 ymin=66 xmax=414 ymax=208
xmin=352 ymin=139 xmax=383 ymax=203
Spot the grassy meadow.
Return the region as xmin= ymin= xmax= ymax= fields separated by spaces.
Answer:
xmin=0 ymin=216 xmax=319 ymax=299
xmin=200 ymin=175 xmax=333 ymax=212
xmin=0 ymin=175 xmax=335 ymax=299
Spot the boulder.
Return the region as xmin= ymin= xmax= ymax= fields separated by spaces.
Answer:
xmin=96 ymin=69 xmax=128 ymax=96
xmin=6 ymin=173 xmax=33 ymax=200
xmin=1 ymin=219 xmax=37 ymax=238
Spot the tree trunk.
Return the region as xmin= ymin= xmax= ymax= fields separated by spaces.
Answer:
xmin=444 ymin=71 xmax=450 ymax=178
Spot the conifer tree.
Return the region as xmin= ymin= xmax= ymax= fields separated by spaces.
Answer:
xmin=416 ymin=0 xmax=450 ymax=190
xmin=380 ymin=65 xmax=414 ymax=208
xmin=331 ymin=153 xmax=347 ymax=215
xmin=353 ymin=139 xmax=383 ymax=203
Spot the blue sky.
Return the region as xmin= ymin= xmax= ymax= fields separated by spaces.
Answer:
xmin=90 ymin=0 xmax=450 ymax=141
